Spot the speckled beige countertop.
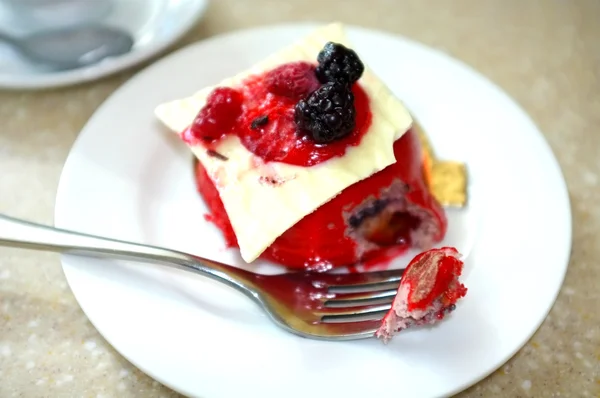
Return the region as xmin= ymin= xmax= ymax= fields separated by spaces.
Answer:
xmin=0 ymin=0 xmax=599 ymax=397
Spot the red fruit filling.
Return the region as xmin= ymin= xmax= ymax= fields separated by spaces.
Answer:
xmin=195 ymin=128 xmax=447 ymax=270
xmin=182 ymin=62 xmax=372 ymax=167
xmin=376 ymin=247 xmax=468 ymax=342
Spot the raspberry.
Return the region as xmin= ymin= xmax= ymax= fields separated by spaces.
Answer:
xmin=315 ymin=42 xmax=364 ymax=85
xmin=294 ymin=82 xmax=356 ymax=143
xmin=265 ymin=61 xmax=320 ymax=99
xmin=190 ymin=87 xmax=244 ymax=140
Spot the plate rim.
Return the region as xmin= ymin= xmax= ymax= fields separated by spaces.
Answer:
xmin=54 ymin=21 xmax=573 ymax=398
xmin=0 ymin=0 xmax=209 ymax=90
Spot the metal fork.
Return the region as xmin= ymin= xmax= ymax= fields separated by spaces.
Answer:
xmin=0 ymin=214 xmax=403 ymax=341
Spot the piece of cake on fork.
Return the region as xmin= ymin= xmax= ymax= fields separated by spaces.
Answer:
xmin=376 ymin=247 xmax=468 ymax=342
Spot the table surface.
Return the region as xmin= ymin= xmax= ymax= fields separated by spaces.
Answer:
xmin=1 ymin=0 xmax=599 ymax=397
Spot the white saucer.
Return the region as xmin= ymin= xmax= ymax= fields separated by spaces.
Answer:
xmin=0 ymin=0 xmax=209 ymax=90
xmin=54 ymin=23 xmax=572 ymax=398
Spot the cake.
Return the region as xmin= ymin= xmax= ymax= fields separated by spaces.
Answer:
xmin=375 ymin=247 xmax=468 ymax=342
xmin=155 ymin=22 xmax=447 ymax=270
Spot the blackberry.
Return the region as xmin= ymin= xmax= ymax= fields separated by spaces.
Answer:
xmin=294 ymin=82 xmax=356 ymax=143
xmin=315 ymin=42 xmax=365 ymax=85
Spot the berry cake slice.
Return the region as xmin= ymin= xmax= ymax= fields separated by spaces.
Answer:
xmin=376 ymin=247 xmax=468 ymax=342
xmin=155 ymin=23 xmax=447 ymax=269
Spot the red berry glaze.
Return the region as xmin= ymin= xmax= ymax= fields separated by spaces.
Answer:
xmin=264 ymin=61 xmax=321 ymax=99
xmin=195 ymin=160 xmax=238 ymax=248
xmin=190 ymin=87 xmax=244 ymax=141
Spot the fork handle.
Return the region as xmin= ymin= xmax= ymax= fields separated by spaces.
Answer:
xmin=0 ymin=214 xmax=258 ymax=293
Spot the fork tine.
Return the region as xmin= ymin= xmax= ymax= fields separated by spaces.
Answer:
xmin=317 ymin=320 xmax=382 ymax=339
xmin=322 ymin=268 xmax=404 ymax=287
xmin=315 ymin=269 xmax=402 ymax=296
xmin=319 ymin=304 xmax=391 ymax=323
xmin=327 ymin=278 xmax=401 ymax=294
xmin=323 ymin=289 xmax=397 ymax=308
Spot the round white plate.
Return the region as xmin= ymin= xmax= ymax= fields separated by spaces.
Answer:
xmin=55 ymin=23 xmax=572 ymax=398
xmin=0 ymin=0 xmax=208 ymax=90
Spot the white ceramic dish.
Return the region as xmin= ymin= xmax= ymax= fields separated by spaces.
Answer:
xmin=0 ymin=0 xmax=209 ymax=90
xmin=54 ymin=23 xmax=572 ymax=398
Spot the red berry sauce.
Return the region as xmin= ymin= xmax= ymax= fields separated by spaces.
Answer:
xmin=183 ymin=62 xmax=372 ymax=167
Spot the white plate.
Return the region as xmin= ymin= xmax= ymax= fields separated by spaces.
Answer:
xmin=0 ymin=0 xmax=208 ymax=90
xmin=54 ymin=23 xmax=572 ymax=398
